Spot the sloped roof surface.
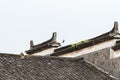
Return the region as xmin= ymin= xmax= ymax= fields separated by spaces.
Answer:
xmin=0 ymin=53 xmax=116 ymax=80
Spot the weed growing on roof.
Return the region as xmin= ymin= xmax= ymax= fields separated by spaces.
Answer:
xmin=71 ymin=39 xmax=91 ymax=48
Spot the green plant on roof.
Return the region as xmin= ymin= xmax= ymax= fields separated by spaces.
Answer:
xmin=71 ymin=39 xmax=90 ymax=48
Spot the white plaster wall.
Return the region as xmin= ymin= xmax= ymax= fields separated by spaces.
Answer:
xmin=59 ymin=39 xmax=117 ymax=57
xmin=110 ymin=48 xmax=114 ymax=59
xmin=112 ymin=50 xmax=120 ymax=58
xmin=31 ymin=48 xmax=55 ymax=56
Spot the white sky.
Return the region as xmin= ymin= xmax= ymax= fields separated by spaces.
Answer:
xmin=0 ymin=0 xmax=120 ymax=53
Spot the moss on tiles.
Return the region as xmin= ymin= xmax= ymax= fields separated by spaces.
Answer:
xmin=71 ymin=39 xmax=91 ymax=48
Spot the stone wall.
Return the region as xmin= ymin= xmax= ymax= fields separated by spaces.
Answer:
xmin=80 ymin=48 xmax=120 ymax=79
xmin=99 ymin=57 xmax=120 ymax=79
xmin=80 ymin=48 xmax=110 ymax=64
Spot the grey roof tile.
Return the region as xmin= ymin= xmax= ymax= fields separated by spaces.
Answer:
xmin=0 ymin=53 xmax=117 ymax=80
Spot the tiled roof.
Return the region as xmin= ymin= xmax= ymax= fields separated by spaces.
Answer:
xmin=0 ymin=53 xmax=116 ymax=80
xmin=50 ymin=22 xmax=120 ymax=56
xmin=25 ymin=32 xmax=61 ymax=55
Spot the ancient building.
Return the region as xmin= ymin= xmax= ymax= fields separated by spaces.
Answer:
xmin=46 ymin=21 xmax=120 ymax=79
xmin=1 ymin=22 xmax=120 ymax=79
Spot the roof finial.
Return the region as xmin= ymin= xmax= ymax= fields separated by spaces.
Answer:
xmin=30 ymin=40 xmax=34 ymax=49
xmin=111 ymin=21 xmax=119 ymax=34
xmin=20 ymin=52 xmax=25 ymax=59
xmin=51 ymin=32 xmax=57 ymax=42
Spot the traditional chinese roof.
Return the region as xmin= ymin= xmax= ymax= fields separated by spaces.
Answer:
xmin=0 ymin=53 xmax=116 ymax=80
xmin=50 ymin=22 xmax=120 ymax=56
xmin=25 ymin=32 xmax=61 ymax=55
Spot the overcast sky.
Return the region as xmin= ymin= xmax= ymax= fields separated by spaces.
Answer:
xmin=0 ymin=0 xmax=120 ymax=53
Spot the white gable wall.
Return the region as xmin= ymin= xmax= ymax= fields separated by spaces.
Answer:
xmin=31 ymin=48 xmax=55 ymax=56
xmin=59 ymin=39 xmax=117 ymax=57
xmin=111 ymin=49 xmax=120 ymax=58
